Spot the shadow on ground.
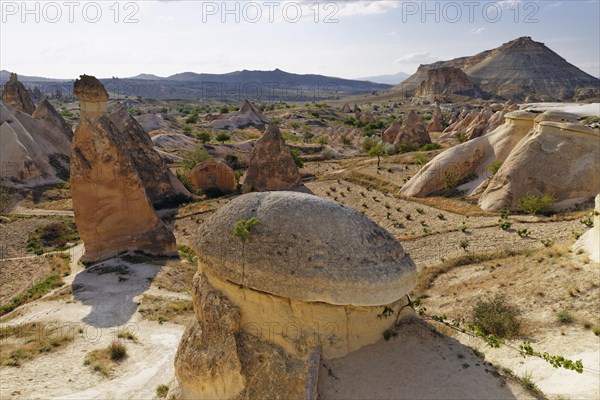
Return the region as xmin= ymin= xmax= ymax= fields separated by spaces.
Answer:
xmin=72 ymin=254 xmax=167 ymax=328
xmin=319 ymin=318 xmax=523 ymax=399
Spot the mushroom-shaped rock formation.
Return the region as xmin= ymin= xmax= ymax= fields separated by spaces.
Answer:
xmin=174 ymin=191 xmax=417 ymax=399
xmin=243 ymin=123 xmax=300 ymax=191
xmin=70 ymin=75 xmax=176 ymax=263
xmin=1 ymin=73 xmax=35 ymax=115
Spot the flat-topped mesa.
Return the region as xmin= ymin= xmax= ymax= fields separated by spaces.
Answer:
xmin=174 ymin=191 xmax=417 ymax=399
xmin=2 ymin=73 xmax=35 ymax=114
xmin=73 ymin=75 xmax=109 ymax=121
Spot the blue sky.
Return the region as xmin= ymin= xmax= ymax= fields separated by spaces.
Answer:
xmin=1 ymin=0 xmax=598 ymax=79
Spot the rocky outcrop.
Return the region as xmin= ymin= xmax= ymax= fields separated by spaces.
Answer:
xmin=341 ymin=103 xmax=351 ymax=113
xmin=414 ymin=67 xmax=477 ymax=99
xmin=402 ymin=109 xmax=600 ymax=213
xmin=1 ymin=73 xmax=35 ymax=114
xmin=1 ymin=100 xmax=72 ymax=185
xmin=210 ymin=100 xmax=270 ymax=130
xmin=442 ymin=105 xmax=511 ymax=141
xmin=427 ymin=104 xmax=445 ymax=132
xmin=478 ymin=111 xmax=600 ymax=212
xmin=401 ymin=110 xmax=538 ymax=197
xmin=190 ymin=160 xmax=237 ymax=193
xmin=243 ymin=124 xmax=300 ymax=191
xmin=174 ymin=191 xmax=416 ymax=399
xmin=574 ymin=194 xmax=600 ymax=263
xmin=70 ymin=75 xmax=176 ymax=263
xmin=394 ymin=36 xmax=600 ymax=101
xmin=108 ymin=106 xmax=191 ymax=208
xmin=383 ymin=110 xmax=431 ymax=147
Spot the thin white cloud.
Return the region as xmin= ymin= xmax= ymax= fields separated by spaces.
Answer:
xmin=396 ymin=52 xmax=439 ymax=64
xmin=336 ymin=1 xmax=402 ymax=17
xmin=470 ymin=27 xmax=485 ymax=35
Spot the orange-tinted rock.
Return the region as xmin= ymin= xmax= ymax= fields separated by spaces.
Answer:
xmin=383 ymin=111 xmax=431 ymax=146
xmin=190 ymin=160 xmax=238 ymax=193
xmin=71 ymin=75 xmax=176 ymax=263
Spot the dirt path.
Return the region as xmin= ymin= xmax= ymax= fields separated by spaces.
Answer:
xmin=11 ymin=206 xmax=74 ymax=217
xmin=0 ymin=251 xmax=186 ymax=400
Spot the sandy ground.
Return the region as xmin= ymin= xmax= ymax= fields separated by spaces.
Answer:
xmin=0 ymin=247 xmax=185 ymax=400
xmin=319 ymin=319 xmax=534 ymax=399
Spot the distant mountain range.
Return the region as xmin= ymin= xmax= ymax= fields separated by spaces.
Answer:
xmin=392 ymin=36 xmax=599 ymax=101
xmin=0 ymin=68 xmax=391 ymax=102
xmin=358 ymin=72 xmax=411 ymax=85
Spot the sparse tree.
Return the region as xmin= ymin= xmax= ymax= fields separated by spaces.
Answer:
xmin=216 ymin=132 xmax=231 ymax=145
xmin=368 ymin=143 xmax=387 ymax=169
xmin=196 ymin=130 xmax=211 ymax=144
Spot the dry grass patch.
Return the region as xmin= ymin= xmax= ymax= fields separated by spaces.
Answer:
xmin=153 ymin=261 xmax=197 ymax=293
xmin=84 ymin=340 xmax=127 ymax=376
xmin=138 ymin=295 xmax=194 ymax=325
xmin=0 ymin=322 xmax=74 ymax=367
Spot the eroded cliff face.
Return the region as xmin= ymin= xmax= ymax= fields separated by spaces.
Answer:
xmin=414 ymin=67 xmax=477 ymax=99
xmin=70 ymin=75 xmax=176 ymax=263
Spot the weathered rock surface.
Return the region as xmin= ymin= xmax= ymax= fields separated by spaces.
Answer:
xmin=210 ymin=100 xmax=270 ymax=130
xmin=401 ymin=110 xmax=538 ymax=197
xmin=190 ymin=160 xmax=237 ymax=193
xmin=341 ymin=103 xmax=351 ymax=113
xmin=108 ymin=106 xmax=191 ymax=208
xmin=442 ymin=106 xmax=510 ymax=141
xmin=151 ymin=133 xmax=198 ymax=151
xmin=414 ymin=67 xmax=477 ymax=99
xmin=427 ymin=104 xmax=445 ymax=132
xmin=383 ymin=110 xmax=431 ymax=146
xmin=394 ymin=36 xmax=600 ymax=101
xmin=175 ymin=191 xmax=416 ymax=399
xmin=1 ymin=73 xmax=35 ymax=114
xmin=574 ymin=194 xmax=600 ymax=263
xmin=243 ymin=124 xmax=300 ymax=191
xmin=478 ymin=111 xmax=600 ymax=212
xmin=196 ymin=191 xmax=416 ymax=305
xmin=1 ymin=101 xmax=71 ymax=185
xmin=70 ymin=75 xmax=176 ymax=263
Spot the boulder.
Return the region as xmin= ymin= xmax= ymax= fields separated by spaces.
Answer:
xmin=174 ymin=191 xmax=416 ymax=399
xmin=383 ymin=110 xmax=431 ymax=147
xmin=70 ymin=75 xmax=176 ymax=263
xmin=243 ymin=124 xmax=300 ymax=191
xmin=1 ymin=73 xmax=35 ymax=115
xmin=210 ymin=100 xmax=270 ymax=130
xmin=190 ymin=160 xmax=237 ymax=193
xmin=478 ymin=111 xmax=600 ymax=212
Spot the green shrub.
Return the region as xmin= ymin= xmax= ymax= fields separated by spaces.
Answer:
xmin=498 ymin=219 xmax=512 ymax=231
xmin=368 ymin=143 xmax=387 ymax=168
xmin=316 ymin=136 xmax=329 ymax=145
xmin=443 ymin=171 xmax=459 ymax=195
xmin=195 ymin=130 xmax=211 ymax=144
xmin=156 ymin=384 xmax=169 ymax=398
xmin=216 ymin=133 xmax=231 ymax=144
xmin=185 ymin=113 xmax=198 ymax=124
xmin=289 ymin=149 xmax=304 ymax=168
xmin=414 ymin=153 xmax=427 ymax=168
xmin=557 ymin=310 xmax=574 ymax=325
xmin=26 ymin=221 xmax=79 ymax=255
xmin=233 ymin=218 xmax=260 ymax=243
xmin=516 ymin=228 xmax=529 ymax=237
xmin=397 ymin=142 xmax=421 ymax=154
xmin=519 ymin=192 xmax=556 ymax=215
xmin=580 ymin=216 xmax=594 ymax=228
xmin=456 ymin=132 xmax=467 ymax=143
xmin=471 ymin=294 xmax=521 ymax=339
xmin=181 ymin=146 xmax=210 ymax=171
xmin=420 ymin=143 xmax=441 ymax=151
xmin=487 ymin=159 xmax=503 ymax=175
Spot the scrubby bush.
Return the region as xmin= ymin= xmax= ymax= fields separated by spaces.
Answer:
xmin=216 ymin=133 xmax=231 ymax=144
xmin=181 ymin=146 xmax=210 ymax=171
xmin=289 ymin=149 xmax=304 ymax=168
xmin=471 ymin=294 xmax=521 ymax=339
xmin=317 ymin=136 xmax=329 ymax=145
xmin=420 ymin=142 xmax=442 ymax=151
xmin=557 ymin=310 xmax=574 ymax=325
xmin=499 ymin=219 xmax=512 ymax=231
xmin=108 ymin=340 xmax=127 ymax=361
xmin=519 ymin=192 xmax=556 ymax=215
xmin=233 ymin=218 xmax=260 ymax=243
xmin=487 ymin=159 xmax=503 ymax=175
xmin=195 ymin=130 xmax=211 ymax=144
